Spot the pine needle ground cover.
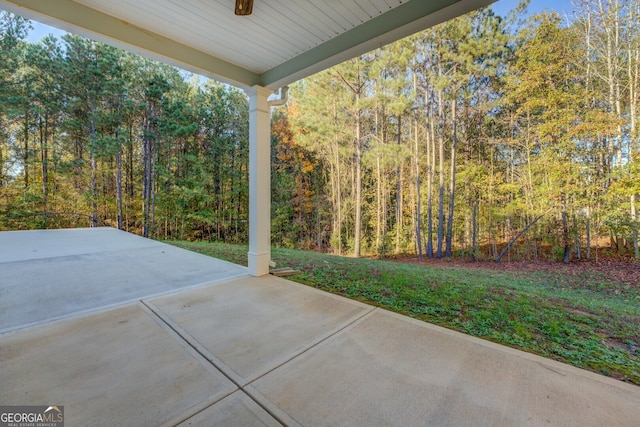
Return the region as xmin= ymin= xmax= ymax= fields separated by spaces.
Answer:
xmin=168 ymin=241 xmax=640 ymax=385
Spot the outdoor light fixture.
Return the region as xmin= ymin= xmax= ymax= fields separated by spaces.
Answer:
xmin=235 ymin=0 xmax=253 ymax=15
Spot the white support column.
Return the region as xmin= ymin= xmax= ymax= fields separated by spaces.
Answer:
xmin=246 ymin=85 xmax=272 ymax=276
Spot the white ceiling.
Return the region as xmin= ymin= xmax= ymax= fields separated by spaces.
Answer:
xmin=0 ymin=0 xmax=495 ymax=90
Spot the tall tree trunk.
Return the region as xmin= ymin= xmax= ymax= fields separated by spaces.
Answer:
xmin=89 ymin=107 xmax=98 ymax=228
xmin=600 ymin=0 xmax=623 ymax=167
xmin=90 ymin=152 xmax=98 ymax=227
xmin=573 ymin=212 xmax=581 ymax=259
xmin=583 ymin=11 xmax=594 ymax=261
xmin=488 ymin=147 xmax=497 ymax=259
xmin=330 ymin=144 xmax=338 ymax=254
xmin=414 ymin=117 xmax=423 ymax=261
xmin=143 ymin=106 xmax=152 ymax=237
xmin=445 ymin=96 xmax=457 ymax=258
xmin=376 ymin=151 xmax=382 ymax=253
xmin=332 ymin=126 xmax=343 ymax=255
xmin=39 ymin=116 xmax=49 ymax=210
xmin=375 ymin=104 xmax=382 ymax=254
xmin=426 ymin=88 xmax=435 ymax=258
xmin=562 ymin=195 xmax=570 ymax=264
xmin=629 ymin=21 xmax=638 ymax=152
xmin=354 ymin=102 xmax=362 ymax=257
xmin=150 ymin=140 xmax=157 ymax=239
xmin=230 ymin=143 xmax=237 ymax=240
xmin=632 ymin=194 xmax=639 ymax=259
xmin=586 ymin=206 xmax=592 ymax=259
xmin=471 ymin=201 xmax=478 ymax=262
xmin=116 ymin=132 xmax=123 ymax=230
xmin=335 ymin=100 xmax=343 ymax=255
xmin=127 ymin=124 xmax=134 ymax=199
xmin=395 ymin=115 xmax=402 ymax=254
xmin=628 ymin=4 xmax=639 ymax=259
xmin=23 ymin=109 xmax=29 ymax=187
xmin=436 ymin=89 xmax=445 ymax=259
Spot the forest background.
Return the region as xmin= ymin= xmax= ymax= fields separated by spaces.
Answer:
xmin=1 ymin=0 xmax=639 ymax=263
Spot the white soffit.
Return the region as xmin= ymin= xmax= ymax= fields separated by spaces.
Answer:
xmin=0 ymin=0 xmax=495 ymax=90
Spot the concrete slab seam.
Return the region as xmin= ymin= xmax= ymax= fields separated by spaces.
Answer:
xmin=0 ymin=300 xmax=150 ymax=336
xmin=141 ymin=300 xmax=292 ymax=426
xmin=242 ymin=306 xmax=377 ymax=388
xmin=0 ymin=272 xmax=251 ymax=336
xmin=141 ymin=300 xmax=246 ymax=385
xmin=133 ymin=271 xmax=250 ymax=302
xmin=232 ymin=309 xmax=378 ymax=427
xmin=157 ymin=392 xmax=241 ymax=427
xmin=162 ymin=390 xmax=287 ymax=427
xmin=140 ymin=300 xmax=377 ymax=427
xmin=0 ymin=243 xmax=166 ymax=264
xmin=242 ymin=386 xmax=302 ymax=427
xmin=137 ymin=301 xmax=245 ymax=426
xmin=138 ymin=301 xmax=239 ymax=380
xmin=156 ymin=395 xmax=247 ymax=427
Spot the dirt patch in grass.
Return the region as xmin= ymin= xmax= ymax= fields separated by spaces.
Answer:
xmin=569 ymin=308 xmax=599 ymax=318
xmin=606 ymin=337 xmax=632 ymax=351
xmin=394 ymin=257 xmax=640 ymax=289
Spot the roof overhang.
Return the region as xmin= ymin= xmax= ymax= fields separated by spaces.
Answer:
xmin=0 ymin=0 xmax=495 ymax=91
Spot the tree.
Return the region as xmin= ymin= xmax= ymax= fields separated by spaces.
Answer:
xmin=291 ymin=68 xmax=357 ymax=256
xmin=0 ymin=12 xmax=30 ymax=189
xmin=333 ymin=57 xmax=372 ymax=257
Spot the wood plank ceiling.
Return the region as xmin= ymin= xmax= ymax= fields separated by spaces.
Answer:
xmin=0 ymin=0 xmax=495 ymax=90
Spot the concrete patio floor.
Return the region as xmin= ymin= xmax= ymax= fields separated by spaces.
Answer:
xmin=1 ymin=228 xmax=639 ymax=426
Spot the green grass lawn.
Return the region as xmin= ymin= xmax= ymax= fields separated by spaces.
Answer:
xmin=167 ymin=240 xmax=640 ymax=385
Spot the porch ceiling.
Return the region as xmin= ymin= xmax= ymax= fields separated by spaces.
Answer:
xmin=0 ymin=0 xmax=494 ymax=91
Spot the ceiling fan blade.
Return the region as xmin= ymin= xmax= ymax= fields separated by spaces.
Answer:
xmin=235 ymin=0 xmax=253 ymax=16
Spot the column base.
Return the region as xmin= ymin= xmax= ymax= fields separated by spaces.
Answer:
xmin=248 ymin=251 xmax=270 ymax=277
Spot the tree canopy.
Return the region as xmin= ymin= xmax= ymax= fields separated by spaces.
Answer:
xmin=1 ymin=1 xmax=638 ymax=261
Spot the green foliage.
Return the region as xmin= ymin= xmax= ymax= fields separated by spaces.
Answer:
xmin=0 ymin=20 xmax=252 ymax=239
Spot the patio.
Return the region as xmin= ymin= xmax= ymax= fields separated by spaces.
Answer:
xmin=1 ymin=228 xmax=639 ymax=426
